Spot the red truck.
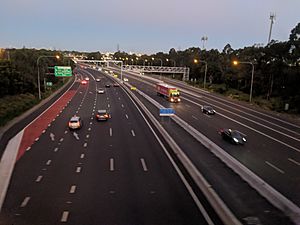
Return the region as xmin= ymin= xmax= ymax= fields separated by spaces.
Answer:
xmin=156 ymin=83 xmax=181 ymax=102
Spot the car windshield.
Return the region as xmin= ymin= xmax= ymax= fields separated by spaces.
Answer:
xmin=231 ymin=130 xmax=242 ymax=138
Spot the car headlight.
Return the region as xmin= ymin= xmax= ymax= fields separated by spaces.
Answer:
xmin=178 ymin=98 xmax=181 ymax=102
xmin=242 ymin=137 xmax=247 ymax=142
xmin=233 ymin=137 xmax=239 ymax=143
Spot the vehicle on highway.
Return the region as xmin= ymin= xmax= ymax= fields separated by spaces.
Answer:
xmin=85 ymin=77 xmax=90 ymax=81
xmin=202 ymin=105 xmax=216 ymax=115
xmin=96 ymin=78 xmax=101 ymax=82
xmin=156 ymin=83 xmax=180 ymax=102
xmin=219 ymin=128 xmax=247 ymax=145
xmin=105 ymin=84 xmax=111 ymax=88
xmin=113 ymin=83 xmax=120 ymax=87
xmin=96 ymin=110 xmax=111 ymax=121
xmin=97 ymin=89 xmax=105 ymax=94
xmin=81 ymin=80 xmax=88 ymax=85
xmin=130 ymin=86 xmax=137 ymax=91
xmin=68 ymin=116 xmax=83 ymax=130
xmin=123 ymin=78 xmax=129 ymax=82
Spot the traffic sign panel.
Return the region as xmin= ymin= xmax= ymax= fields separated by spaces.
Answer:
xmin=54 ymin=66 xmax=72 ymax=77
xmin=159 ymin=108 xmax=175 ymax=116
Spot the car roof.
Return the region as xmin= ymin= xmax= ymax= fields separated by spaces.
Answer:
xmin=97 ymin=109 xmax=107 ymax=113
xmin=70 ymin=116 xmax=80 ymax=121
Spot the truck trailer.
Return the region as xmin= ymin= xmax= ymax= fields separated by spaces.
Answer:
xmin=156 ymin=83 xmax=181 ymax=102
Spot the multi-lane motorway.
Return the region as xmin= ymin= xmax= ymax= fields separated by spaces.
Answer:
xmin=0 ymin=64 xmax=299 ymax=225
xmin=0 ymin=67 xmax=219 ymax=225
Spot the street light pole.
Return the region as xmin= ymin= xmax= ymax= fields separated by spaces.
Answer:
xmin=233 ymin=60 xmax=255 ymax=102
xmin=194 ymin=59 xmax=207 ymax=89
xmin=37 ymin=55 xmax=60 ymax=100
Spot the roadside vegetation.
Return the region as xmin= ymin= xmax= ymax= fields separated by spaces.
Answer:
xmin=114 ymin=22 xmax=300 ymax=114
xmin=0 ymin=49 xmax=72 ymax=127
xmin=1 ymin=22 xmax=299 ymax=127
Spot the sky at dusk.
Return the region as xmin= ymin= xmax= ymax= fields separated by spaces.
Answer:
xmin=1 ymin=0 xmax=300 ymax=54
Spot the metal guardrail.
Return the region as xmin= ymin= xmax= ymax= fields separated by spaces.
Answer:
xmin=123 ymin=71 xmax=300 ymax=225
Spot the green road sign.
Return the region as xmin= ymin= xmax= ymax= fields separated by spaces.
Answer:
xmin=54 ymin=66 xmax=72 ymax=77
xmin=46 ymin=82 xmax=53 ymax=86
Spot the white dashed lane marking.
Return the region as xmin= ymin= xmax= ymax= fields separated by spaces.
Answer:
xmin=61 ymin=211 xmax=69 ymax=222
xmin=109 ymin=128 xmax=113 ymax=137
xmin=69 ymin=185 xmax=77 ymax=194
xmin=35 ymin=175 xmax=43 ymax=182
xmin=46 ymin=160 xmax=52 ymax=165
xmin=125 ymin=114 xmax=128 ymax=119
xmin=20 ymin=197 xmax=31 ymax=208
xmin=110 ymin=158 xmax=114 ymax=171
xmin=265 ymin=161 xmax=285 ymax=174
xmin=80 ymin=154 xmax=85 ymax=159
xmin=288 ymin=158 xmax=300 ymax=166
xmin=140 ymin=158 xmax=148 ymax=171
xmin=131 ymin=130 xmax=136 ymax=137
xmin=76 ymin=167 xmax=81 ymax=173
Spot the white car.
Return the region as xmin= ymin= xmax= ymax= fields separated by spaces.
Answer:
xmin=85 ymin=77 xmax=90 ymax=81
xmin=97 ymin=89 xmax=105 ymax=94
xmin=123 ymin=78 xmax=129 ymax=82
xmin=96 ymin=78 xmax=101 ymax=82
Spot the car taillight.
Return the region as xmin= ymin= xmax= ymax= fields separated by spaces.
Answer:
xmin=96 ymin=115 xmax=100 ymax=118
xmin=105 ymin=114 xmax=108 ymax=118
xmin=68 ymin=122 xmax=72 ymax=126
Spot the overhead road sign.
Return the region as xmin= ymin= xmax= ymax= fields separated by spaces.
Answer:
xmin=159 ymin=108 xmax=175 ymax=116
xmin=54 ymin=66 xmax=72 ymax=77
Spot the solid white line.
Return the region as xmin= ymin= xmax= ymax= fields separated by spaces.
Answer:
xmin=183 ymin=97 xmax=300 ymax=153
xmin=184 ymin=95 xmax=300 ymax=140
xmin=109 ymin=128 xmax=113 ymax=136
xmin=122 ymin=89 xmax=215 ymax=225
xmin=36 ymin=175 xmax=43 ymax=182
xmin=288 ymin=158 xmax=300 ymax=166
xmin=20 ymin=197 xmax=30 ymax=208
xmin=110 ymin=158 xmax=114 ymax=171
xmin=266 ymin=161 xmax=285 ymax=174
xmin=140 ymin=158 xmax=148 ymax=171
xmin=80 ymin=154 xmax=85 ymax=159
xmin=61 ymin=211 xmax=69 ymax=222
xmin=125 ymin=114 xmax=128 ymax=119
xmin=192 ymin=115 xmax=199 ymax=120
xmin=131 ymin=130 xmax=136 ymax=137
xmin=46 ymin=160 xmax=52 ymax=166
xmin=69 ymin=185 xmax=76 ymax=194
xmin=76 ymin=167 xmax=81 ymax=173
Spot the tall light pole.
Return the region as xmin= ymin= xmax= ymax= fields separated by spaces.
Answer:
xmin=152 ymin=57 xmax=162 ymax=66
xmin=233 ymin=60 xmax=255 ymax=102
xmin=37 ymin=55 xmax=60 ymax=100
xmin=166 ymin=58 xmax=176 ymax=67
xmin=194 ymin=59 xmax=208 ymax=89
xmin=268 ymin=12 xmax=276 ymax=44
xmin=201 ymin=36 xmax=208 ymax=49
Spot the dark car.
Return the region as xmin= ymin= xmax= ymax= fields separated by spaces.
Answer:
xmin=68 ymin=116 xmax=83 ymax=130
xmin=96 ymin=110 xmax=111 ymax=121
xmin=219 ymin=128 xmax=246 ymax=144
xmin=105 ymin=84 xmax=111 ymax=88
xmin=202 ymin=105 xmax=216 ymax=115
xmin=113 ymin=83 xmax=120 ymax=87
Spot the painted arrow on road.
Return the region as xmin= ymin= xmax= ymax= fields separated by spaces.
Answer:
xmin=50 ymin=133 xmax=55 ymax=141
xmin=73 ymin=132 xmax=80 ymax=140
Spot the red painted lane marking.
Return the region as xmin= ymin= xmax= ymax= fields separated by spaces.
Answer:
xmin=17 ymin=90 xmax=77 ymax=161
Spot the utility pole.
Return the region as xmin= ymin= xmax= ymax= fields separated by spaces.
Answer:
xmin=268 ymin=13 xmax=276 ymax=44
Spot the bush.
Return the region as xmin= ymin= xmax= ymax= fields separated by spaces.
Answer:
xmin=0 ymin=93 xmax=38 ymax=126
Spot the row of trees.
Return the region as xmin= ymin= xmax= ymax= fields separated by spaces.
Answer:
xmin=112 ymin=22 xmax=300 ymax=113
xmin=1 ymin=22 xmax=299 ymax=113
xmin=0 ymin=49 xmax=72 ymax=98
